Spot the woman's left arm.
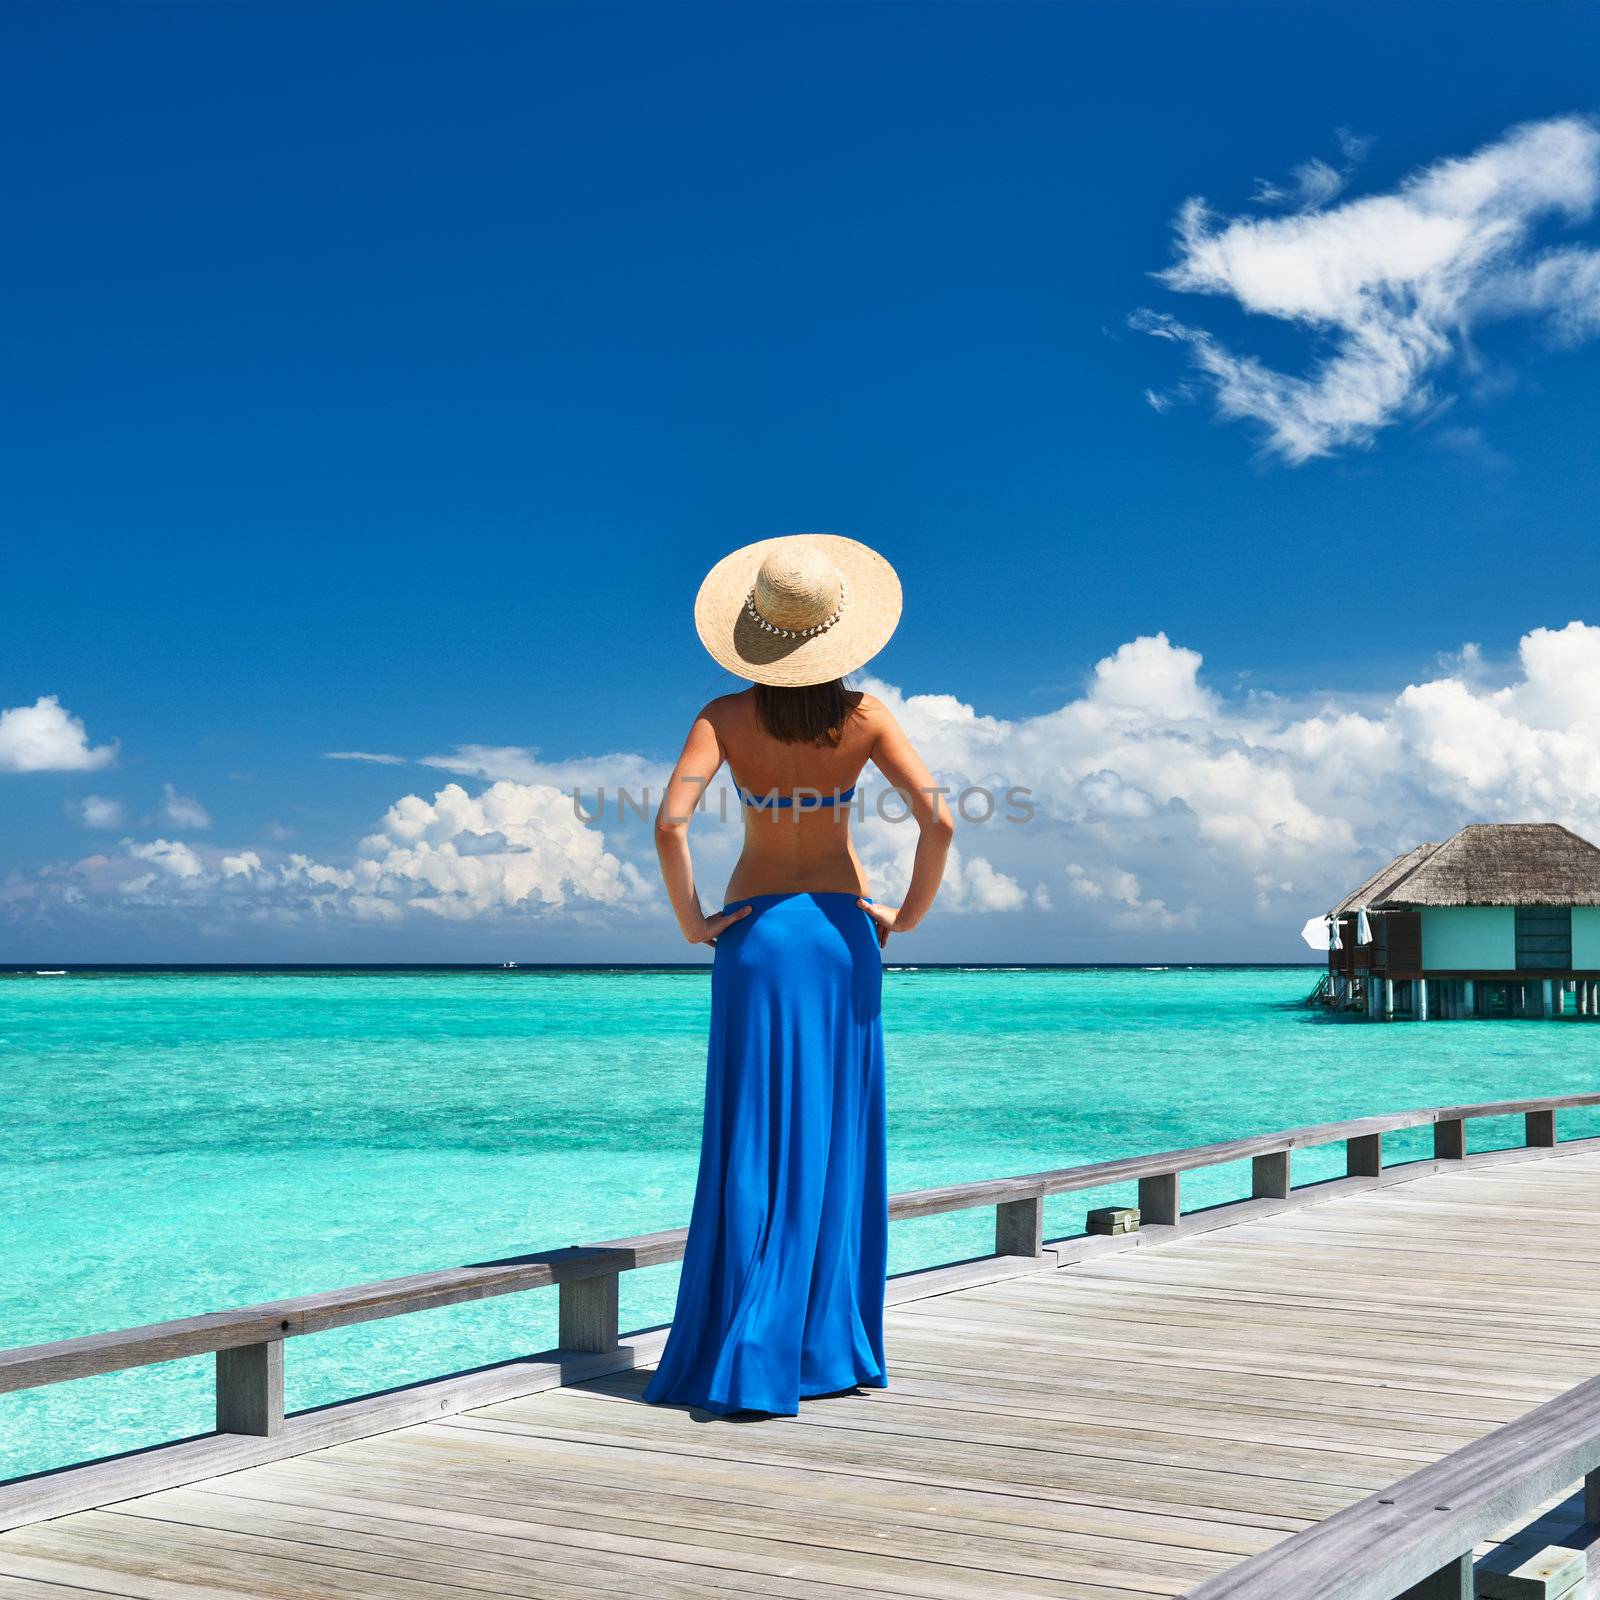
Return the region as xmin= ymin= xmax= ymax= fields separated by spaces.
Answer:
xmin=654 ymin=705 xmax=751 ymax=945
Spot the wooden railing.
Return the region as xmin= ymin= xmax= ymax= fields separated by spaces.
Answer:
xmin=6 ymin=1092 xmax=1600 ymax=1541
xmin=1185 ymin=1378 xmax=1600 ymax=1600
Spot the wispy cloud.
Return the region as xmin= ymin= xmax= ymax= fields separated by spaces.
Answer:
xmin=73 ymin=795 xmax=126 ymax=829
xmin=1432 ymin=423 xmax=1511 ymax=471
xmin=160 ymin=782 xmax=212 ymax=831
xmin=1138 ymin=115 xmax=1600 ymax=463
xmin=1250 ymin=127 xmax=1374 ymax=211
xmin=1252 ymin=156 xmax=1346 ymax=211
xmin=324 ymin=750 xmax=406 ymax=765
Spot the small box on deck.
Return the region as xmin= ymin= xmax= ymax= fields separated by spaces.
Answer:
xmin=1474 ymin=1540 xmax=1585 ymax=1599
xmin=1086 ymin=1207 xmax=1140 ymax=1236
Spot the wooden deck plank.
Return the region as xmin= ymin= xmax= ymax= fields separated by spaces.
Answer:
xmin=139 ymin=1475 xmax=1220 ymax=1595
xmin=0 ymin=1577 xmax=144 ymax=1600
xmin=10 ymin=1151 xmax=1600 ymax=1598
xmin=235 ymin=1449 xmax=1248 ymax=1573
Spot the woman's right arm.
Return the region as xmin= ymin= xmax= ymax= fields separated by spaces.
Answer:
xmin=860 ymin=700 xmax=954 ymax=941
xmin=654 ymin=704 xmax=752 ymax=946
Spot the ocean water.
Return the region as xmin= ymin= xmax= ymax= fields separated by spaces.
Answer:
xmin=6 ymin=964 xmax=1600 ymax=1483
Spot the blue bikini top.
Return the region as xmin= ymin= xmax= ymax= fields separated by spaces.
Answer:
xmin=737 ymin=784 xmax=857 ymax=811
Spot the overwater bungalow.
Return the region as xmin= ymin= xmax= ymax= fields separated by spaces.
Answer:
xmin=1318 ymin=822 xmax=1600 ymax=1019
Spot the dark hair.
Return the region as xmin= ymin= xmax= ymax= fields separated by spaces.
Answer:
xmin=754 ymin=679 xmax=859 ymax=745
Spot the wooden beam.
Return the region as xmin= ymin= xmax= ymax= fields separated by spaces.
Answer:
xmin=0 ymin=1237 xmax=679 ymax=1396
xmin=557 ymin=1274 xmax=618 ymax=1354
xmin=214 ymin=1341 xmax=283 ymax=1437
xmin=1346 ymin=1132 xmax=1383 ymax=1178
xmin=1138 ymin=1171 xmax=1179 ymax=1227
xmin=993 ymin=1194 xmax=1044 ymax=1257
xmin=1184 ymin=1367 xmax=1600 ymax=1600
xmin=1434 ymin=1118 xmax=1466 ymax=1161
xmin=1527 ymin=1108 xmax=1558 ymax=1148
xmin=1396 ymin=1553 xmax=1471 ymax=1600
xmin=1251 ymin=1150 xmax=1291 ymax=1199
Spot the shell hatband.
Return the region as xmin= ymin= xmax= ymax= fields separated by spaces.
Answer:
xmin=743 ymin=577 xmax=847 ymax=640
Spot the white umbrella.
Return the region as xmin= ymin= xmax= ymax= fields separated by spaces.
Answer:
xmin=1300 ymin=915 xmax=1331 ymax=951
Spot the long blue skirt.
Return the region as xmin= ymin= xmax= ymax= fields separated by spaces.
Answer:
xmin=642 ymin=890 xmax=888 ymax=1416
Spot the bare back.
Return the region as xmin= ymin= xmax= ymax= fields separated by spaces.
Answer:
xmin=656 ymin=681 xmax=952 ymax=943
xmin=708 ymin=688 xmax=876 ymax=901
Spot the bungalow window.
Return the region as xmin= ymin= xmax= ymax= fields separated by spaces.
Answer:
xmin=1515 ymin=906 xmax=1571 ymax=971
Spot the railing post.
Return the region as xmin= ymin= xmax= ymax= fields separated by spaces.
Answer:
xmin=1587 ymin=1466 xmax=1600 ymax=1525
xmin=1434 ymin=1117 xmax=1466 ymax=1161
xmin=1138 ymin=1172 xmax=1180 ymax=1227
xmin=1251 ymin=1150 xmax=1291 ymax=1200
xmin=1526 ymin=1108 xmax=1557 ymax=1148
xmin=216 ymin=1341 xmax=284 ymax=1437
xmin=558 ymin=1273 xmax=619 ymax=1354
xmin=1347 ymin=1132 xmax=1383 ymax=1177
xmin=1397 ymin=1551 xmax=1471 ymax=1599
xmin=994 ymin=1195 xmax=1044 ymax=1257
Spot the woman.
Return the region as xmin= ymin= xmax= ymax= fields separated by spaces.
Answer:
xmin=643 ymin=533 xmax=954 ymax=1418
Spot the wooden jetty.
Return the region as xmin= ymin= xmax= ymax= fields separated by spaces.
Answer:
xmin=9 ymin=1095 xmax=1600 ymax=1598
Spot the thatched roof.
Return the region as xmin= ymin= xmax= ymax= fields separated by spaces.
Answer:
xmin=1336 ymin=824 xmax=1600 ymax=910
xmin=1330 ymin=843 xmax=1439 ymax=915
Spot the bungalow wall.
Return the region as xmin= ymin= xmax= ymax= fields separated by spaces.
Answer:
xmin=1420 ymin=907 xmax=1515 ymax=971
xmin=1574 ymin=908 xmax=1600 ymax=969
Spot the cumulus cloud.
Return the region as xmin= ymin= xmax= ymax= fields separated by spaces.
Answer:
xmin=1138 ymin=115 xmax=1600 ymax=462
xmin=0 ymin=696 xmax=116 ymax=773
xmin=850 ymin=621 xmax=1600 ymax=943
xmin=348 ymin=780 xmax=648 ymax=920
xmin=39 ymin=778 xmax=649 ymax=927
xmin=160 ymin=783 xmax=212 ymax=830
xmin=73 ymin=795 xmax=125 ymax=829
xmin=17 ymin=623 xmax=1600 ymax=953
xmin=125 ymin=838 xmax=205 ymax=880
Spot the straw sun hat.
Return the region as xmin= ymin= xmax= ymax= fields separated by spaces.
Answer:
xmin=694 ymin=534 xmax=902 ymax=687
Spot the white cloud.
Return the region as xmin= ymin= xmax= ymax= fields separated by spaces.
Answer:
xmin=27 ymin=779 xmax=648 ymax=929
xmin=1252 ymin=155 xmax=1347 ymax=212
xmin=324 ymin=751 xmax=406 ymax=765
xmin=421 ymin=744 xmax=663 ymax=796
xmin=856 ymin=619 xmax=1600 ymax=942
xmin=1139 ymin=115 xmax=1600 ymax=462
xmin=20 ymin=622 xmax=1600 ymax=954
xmin=1250 ymin=128 xmax=1374 ymax=212
xmin=160 ymin=783 xmax=212 ymax=830
xmin=349 ymin=780 xmax=647 ymax=919
xmin=74 ymin=795 xmax=125 ymax=829
xmin=0 ymin=696 xmax=116 ymax=773
xmin=125 ymin=838 xmax=205 ymax=880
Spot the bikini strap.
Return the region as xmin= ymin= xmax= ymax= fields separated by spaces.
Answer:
xmin=738 ymin=785 xmax=857 ymax=811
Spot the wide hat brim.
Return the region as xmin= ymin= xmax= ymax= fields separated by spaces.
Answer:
xmin=694 ymin=534 xmax=902 ymax=687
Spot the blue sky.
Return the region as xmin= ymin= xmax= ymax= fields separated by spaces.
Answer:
xmin=6 ymin=2 xmax=1600 ymax=962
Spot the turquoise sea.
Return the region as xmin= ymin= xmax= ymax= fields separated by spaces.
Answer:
xmin=6 ymin=964 xmax=1600 ymax=1483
